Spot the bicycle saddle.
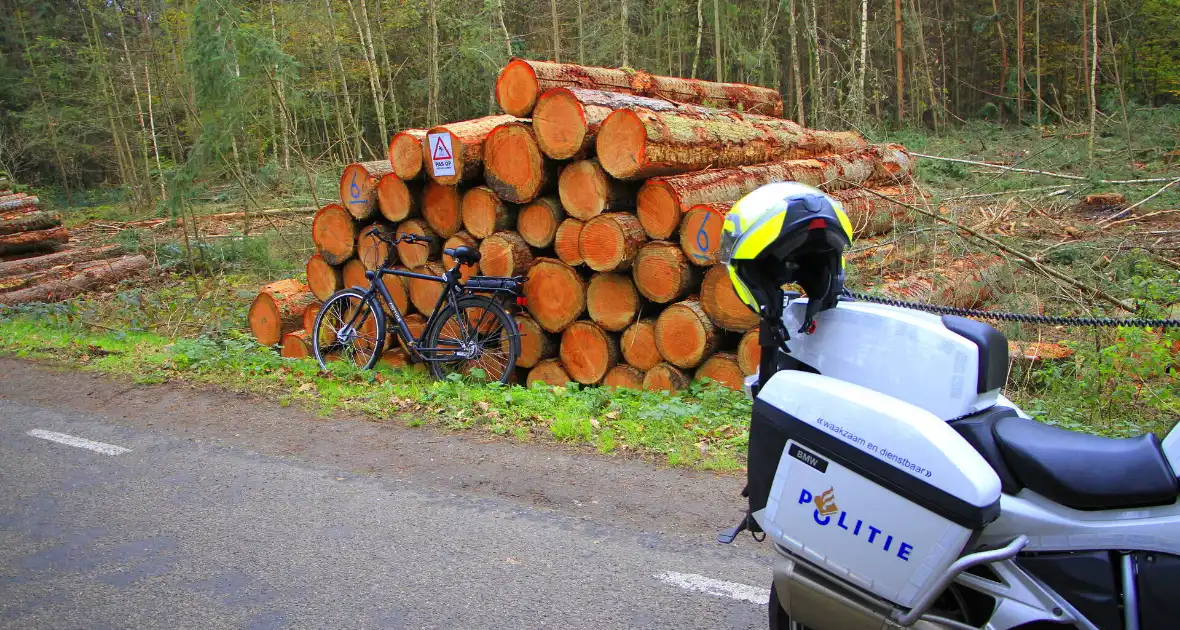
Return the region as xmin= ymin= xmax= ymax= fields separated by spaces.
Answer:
xmin=445 ymin=246 xmax=481 ymax=265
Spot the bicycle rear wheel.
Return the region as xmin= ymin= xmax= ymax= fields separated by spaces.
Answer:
xmin=423 ymin=295 xmax=519 ymax=384
xmin=312 ymin=288 xmax=386 ymax=371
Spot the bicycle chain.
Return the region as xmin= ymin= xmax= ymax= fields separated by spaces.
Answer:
xmin=847 ymin=291 xmax=1180 ymax=329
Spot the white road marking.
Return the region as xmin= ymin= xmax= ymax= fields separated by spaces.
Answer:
xmin=655 ymin=571 xmax=770 ymax=606
xmin=27 ymin=430 xmax=131 ymax=456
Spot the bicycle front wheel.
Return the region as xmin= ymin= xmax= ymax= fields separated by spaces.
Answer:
xmin=423 ymin=295 xmax=519 ymax=384
xmin=311 ymin=288 xmax=386 ymax=371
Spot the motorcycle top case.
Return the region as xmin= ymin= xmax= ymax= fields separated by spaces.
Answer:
xmin=749 ymin=371 xmax=1001 ymax=608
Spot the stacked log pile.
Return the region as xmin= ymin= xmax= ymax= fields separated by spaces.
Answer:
xmin=252 ymin=58 xmax=934 ymax=391
xmin=0 ymin=183 xmax=148 ymax=305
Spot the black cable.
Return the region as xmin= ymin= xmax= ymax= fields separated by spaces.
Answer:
xmin=847 ymin=291 xmax=1180 ymax=329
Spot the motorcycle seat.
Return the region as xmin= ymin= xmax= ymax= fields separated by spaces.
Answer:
xmin=992 ymin=414 xmax=1179 ymax=510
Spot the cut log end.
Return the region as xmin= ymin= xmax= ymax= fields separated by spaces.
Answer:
xmin=524 ymin=258 xmax=586 ymax=333
xmin=586 ymin=273 xmax=641 ymax=332
xmin=376 ymin=174 xmax=419 ymax=222
xmin=655 ymin=298 xmax=718 ymax=369
xmin=302 ymin=302 xmax=322 ymax=333
xmin=422 ymin=182 xmax=463 ymax=238
xmin=280 ymin=330 xmax=313 ymax=359
xmin=633 ymin=241 xmax=699 ymax=304
xmin=557 ymin=159 xmax=635 ymax=221
xmin=425 ymin=115 xmax=518 ymax=185
xmin=461 ymin=186 xmax=516 ymax=239
xmin=357 ymin=223 xmax=395 ymax=271
xmin=395 ymin=219 xmax=440 ymax=268
xmin=636 ymin=182 xmax=682 ymax=240
xmin=388 ymin=129 xmax=427 ymax=180
xmin=620 ymin=318 xmax=662 ymax=371
xmin=526 ymin=359 xmax=572 ymax=388
xmin=602 ymin=365 xmax=645 ymax=390
xmin=517 ymin=197 xmax=565 ymax=248
xmin=694 ymin=353 xmax=744 ymax=391
xmin=312 ymin=204 xmax=357 ymax=265
xmin=559 ymin=320 xmax=620 ymax=385
xmin=516 ymin=315 xmax=557 ymax=368
xmin=443 ymin=231 xmax=480 ymax=282
xmin=643 ymin=363 xmax=690 ymax=393
xmin=580 ymin=212 xmax=646 ymax=272
xmin=484 ymin=122 xmax=552 ymax=204
xmin=342 ymin=258 xmax=369 ymax=290
xmin=249 ymin=279 xmax=314 ymax=347
xmin=495 ymin=58 xmax=541 ymax=117
xmin=679 ymin=203 xmax=729 ymax=266
xmin=701 ymin=265 xmax=760 ymax=332
xmin=736 ymin=328 xmax=761 ymax=376
xmin=532 ymin=87 xmax=589 ymax=160
xmin=340 ymin=161 xmax=392 ymax=221
xmin=479 ymin=231 xmax=534 ymax=278
xmin=409 ymin=262 xmax=446 ymax=315
xmin=306 ymin=254 xmax=343 ymax=301
xmin=595 ymin=110 xmax=646 ymax=180
xmin=553 ymin=218 xmax=585 ymax=266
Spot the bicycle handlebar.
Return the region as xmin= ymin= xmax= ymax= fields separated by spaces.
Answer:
xmin=366 ymin=226 xmax=435 ymax=247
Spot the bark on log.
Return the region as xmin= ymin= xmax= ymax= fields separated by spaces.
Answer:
xmin=342 ymin=258 xmax=369 ymax=290
xmin=479 ymin=231 xmax=534 ymax=277
xmin=0 ymin=254 xmax=150 ymax=305
xmin=517 ymin=196 xmax=565 ymax=248
xmin=302 ymin=302 xmax=321 ymax=334
xmin=0 ymin=225 xmax=69 ymax=256
xmin=312 ymin=204 xmax=357 ymax=265
xmin=1 ymin=258 xmax=117 ymax=293
xmin=0 ymin=211 xmax=61 ymax=236
xmin=736 ymin=328 xmax=761 ymax=376
xmin=700 ymin=265 xmax=760 ymax=332
xmin=0 ymin=196 xmax=39 ymax=213
xmin=422 ymin=181 xmax=463 ymax=238
xmin=516 ymin=315 xmax=557 ymax=368
xmin=483 ymin=122 xmax=557 ymax=204
xmin=443 ymin=231 xmax=481 ymax=282
xmin=306 ymin=254 xmax=343 ymax=301
xmin=247 ymin=279 xmax=315 ymax=346
xmin=356 ymin=222 xmax=396 ymax=271
xmin=636 ymin=145 xmax=915 ymax=236
xmin=586 ymin=272 xmax=642 ymax=332
xmin=878 ymin=255 xmax=1004 ymax=309
xmin=655 ymin=298 xmax=718 ymax=369
xmin=525 ymin=358 xmax=573 ymax=387
xmin=461 ymin=186 xmax=517 ymax=239
xmin=678 ymin=203 xmax=729 ymax=266
xmin=831 ymin=185 xmax=920 ymax=237
xmin=643 ymin=363 xmax=690 ymax=393
xmin=494 ymin=58 xmax=784 ymax=118
xmin=598 ymin=108 xmax=868 ymax=181
xmin=559 ymin=320 xmax=621 ymax=385
xmin=694 ymin=352 xmax=744 ymax=391
xmin=0 ymin=244 xmax=120 ymax=278
xmin=580 ymin=212 xmax=646 ymax=272
xmin=376 ymin=173 xmax=420 ymax=222
xmin=0 ymin=193 xmax=29 ymax=207
xmin=524 ymin=258 xmax=586 ymax=333
xmin=340 ymin=160 xmax=394 ymax=221
xmin=424 ymin=115 xmax=519 ymax=185
xmin=280 ymin=330 xmax=313 ymax=359
xmin=633 ymin=241 xmax=700 ymax=304
xmin=388 ymin=128 xmax=427 ymax=180
xmin=395 ymin=218 xmax=440 ymax=268
xmin=553 ymin=218 xmax=585 ymax=266
xmin=557 ymin=159 xmax=637 ymax=221
xmin=409 ymin=262 xmax=447 ymax=314
xmin=620 ymin=318 xmax=662 ymax=371
xmin=603 ymin=364 xmax=645 ymax=389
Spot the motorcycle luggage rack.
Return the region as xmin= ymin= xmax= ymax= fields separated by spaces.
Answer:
xmin=894 ymin=534 xmax=1029 ymax=627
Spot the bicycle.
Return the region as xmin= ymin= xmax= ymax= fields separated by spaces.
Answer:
xmin=311 ymin=226 xmax=523 ymax=384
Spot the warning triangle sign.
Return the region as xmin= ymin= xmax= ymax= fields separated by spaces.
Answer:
xmin=432 ymin=137 xmax=453 ymax=160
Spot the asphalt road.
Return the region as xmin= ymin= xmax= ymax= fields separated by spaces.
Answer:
xmin=0 ymin=369 xmax=772 ymax=629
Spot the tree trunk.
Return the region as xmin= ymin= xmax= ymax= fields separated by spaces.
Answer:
xmin=0 ymin=211 xmax=61 ymax=237
xmin=678 ymin=202 xmax=728 ymax=266
xmin=443 ymin=231 xmax=481 ymax=282
xmin=620 ymin=0 xmax=630 ymax=67
xmin=517 ymin=315 xmax=557 ymax=368
xmin=895 ymin=0 xmax=905 ymax=122
xmin=577 ymin=0 xmax=585 ymax=64
xmin=518 ymin=197 xmax=566 ymax=248
xmin=345 ymin=0 xmax=388 ymax=147
xmin=695 ymin=352 xmax=743 ymax=390
xmin=306 ymin=255 xmax=342 ymax=302
xmin=559 ymin=320 xmax=620 ymax=384
xmin=479 ymin=231 xmax=534 ymax=277
xmin=691 ymin=0 xmax=705 ymax=79
xmin=1017 ymin=0 xmax=1025 ymax=125
xmin=1088 ymin=0 xmax=1098 ymax=163
xmin=550 ymin=0 xmax=561 ymax=62
xmin=524 ymin=258 xmax=587 ymax=332
xmin=1035 ymin=0 xmax=1042 ymax=125
xmin=554 ymin=218 xmax=585 ymax=266
xmin=526 ymin=358 xmax=572 ymax=387
xmin=494 ymin=59 xmax=784 ymax=118
xmin=312 ymin=204 xmax=358 ymax=265
xmin=597 ymin=107 xmax=867 ymax=180
xmin=0 ymin=254 xmax=150 ymax=306
xmin=804 ymin=0 xmax=821 ymax=126
xmin=248 ymin=278 xmax=315 ymax=346
xmin=0 ymin=226 xmax=69 ymax=257
xmin=280 ymin=330 xmax=313 ymax=359
xmin=461 ymin=187 xmax=517 ymax=238
xmin=422 ymin=182 xmax=463 ymax=238
xmin=643 ymin=363 xmax=690 ymax=392
xmin=603 ymin=364 xmax=645 ymax=389
xmin=909 ymin=0 xmax=940 ymax=131
xmin=356 ymin=222 xmax=396 ymax=271
xmin=555 ymin=159 xmax=637 ymax=223
xmin=483 ymin=122 xmax=557 ymax=204
xmin=580 ymin=213 xmax=647 ymax=272
xmin=637 ymin=145 xmax=915 ymax=235
xmin=377 ymin=173 xmax=421 ymax=222
xmin=621 ymin=317 xmax=662 ymax=371
xmin=425 ymin=115 xmax=519 ymax=186
xmin=408 ymin=261 xmax=447 ymax=314
xmin=633 ymin=241 xmax=700 ymax=304
xmin=342 ymin=258 xmax=369 ymax=290
xmin=395 ymin=218 xmax=441 ymax=268
xmin=340 ymin=160 xmax=394 ymax=221
xmin=993 ymin=0 xmax=1009 ymax=122
xmin=427 ymin=0 xmax=440 ymax=125
xmin=787 ymin=0 xmax=806 ymax=125
xmin=0 ymin=244 xmax=120 ymax=278
xmin=736 ymin=327 xmax=761 ymax=375
xmin=587 ymin=273 xmax=643 ymax=332
xmin=854 ymin=0 xmax=870 ymax=118
xmin=712 ymin=0 xmax=723 ymax=81
xmin=700 ymin=265 xmax=760 ymax=332
xmin=655 ymin=298 xmax=718 ymax=369
xmin=324 ymin=0 xmax=361 ymax=160
xmin=388 ymin=129 xmax=427 ymax=180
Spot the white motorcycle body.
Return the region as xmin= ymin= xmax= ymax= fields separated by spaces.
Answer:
xmin=751 ymin=299 xmax=1180 ymax=630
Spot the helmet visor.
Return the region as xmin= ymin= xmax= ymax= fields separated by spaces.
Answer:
xmin=718 ymin=214 xmax=741 ymax=265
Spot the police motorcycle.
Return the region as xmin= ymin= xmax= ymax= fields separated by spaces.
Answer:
xmin=717 ymin=183 xmax=1180 ymax=630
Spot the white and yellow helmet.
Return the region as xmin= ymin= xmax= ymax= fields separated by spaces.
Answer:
xmin=719 ymin=182 xmax=853 ymax=324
